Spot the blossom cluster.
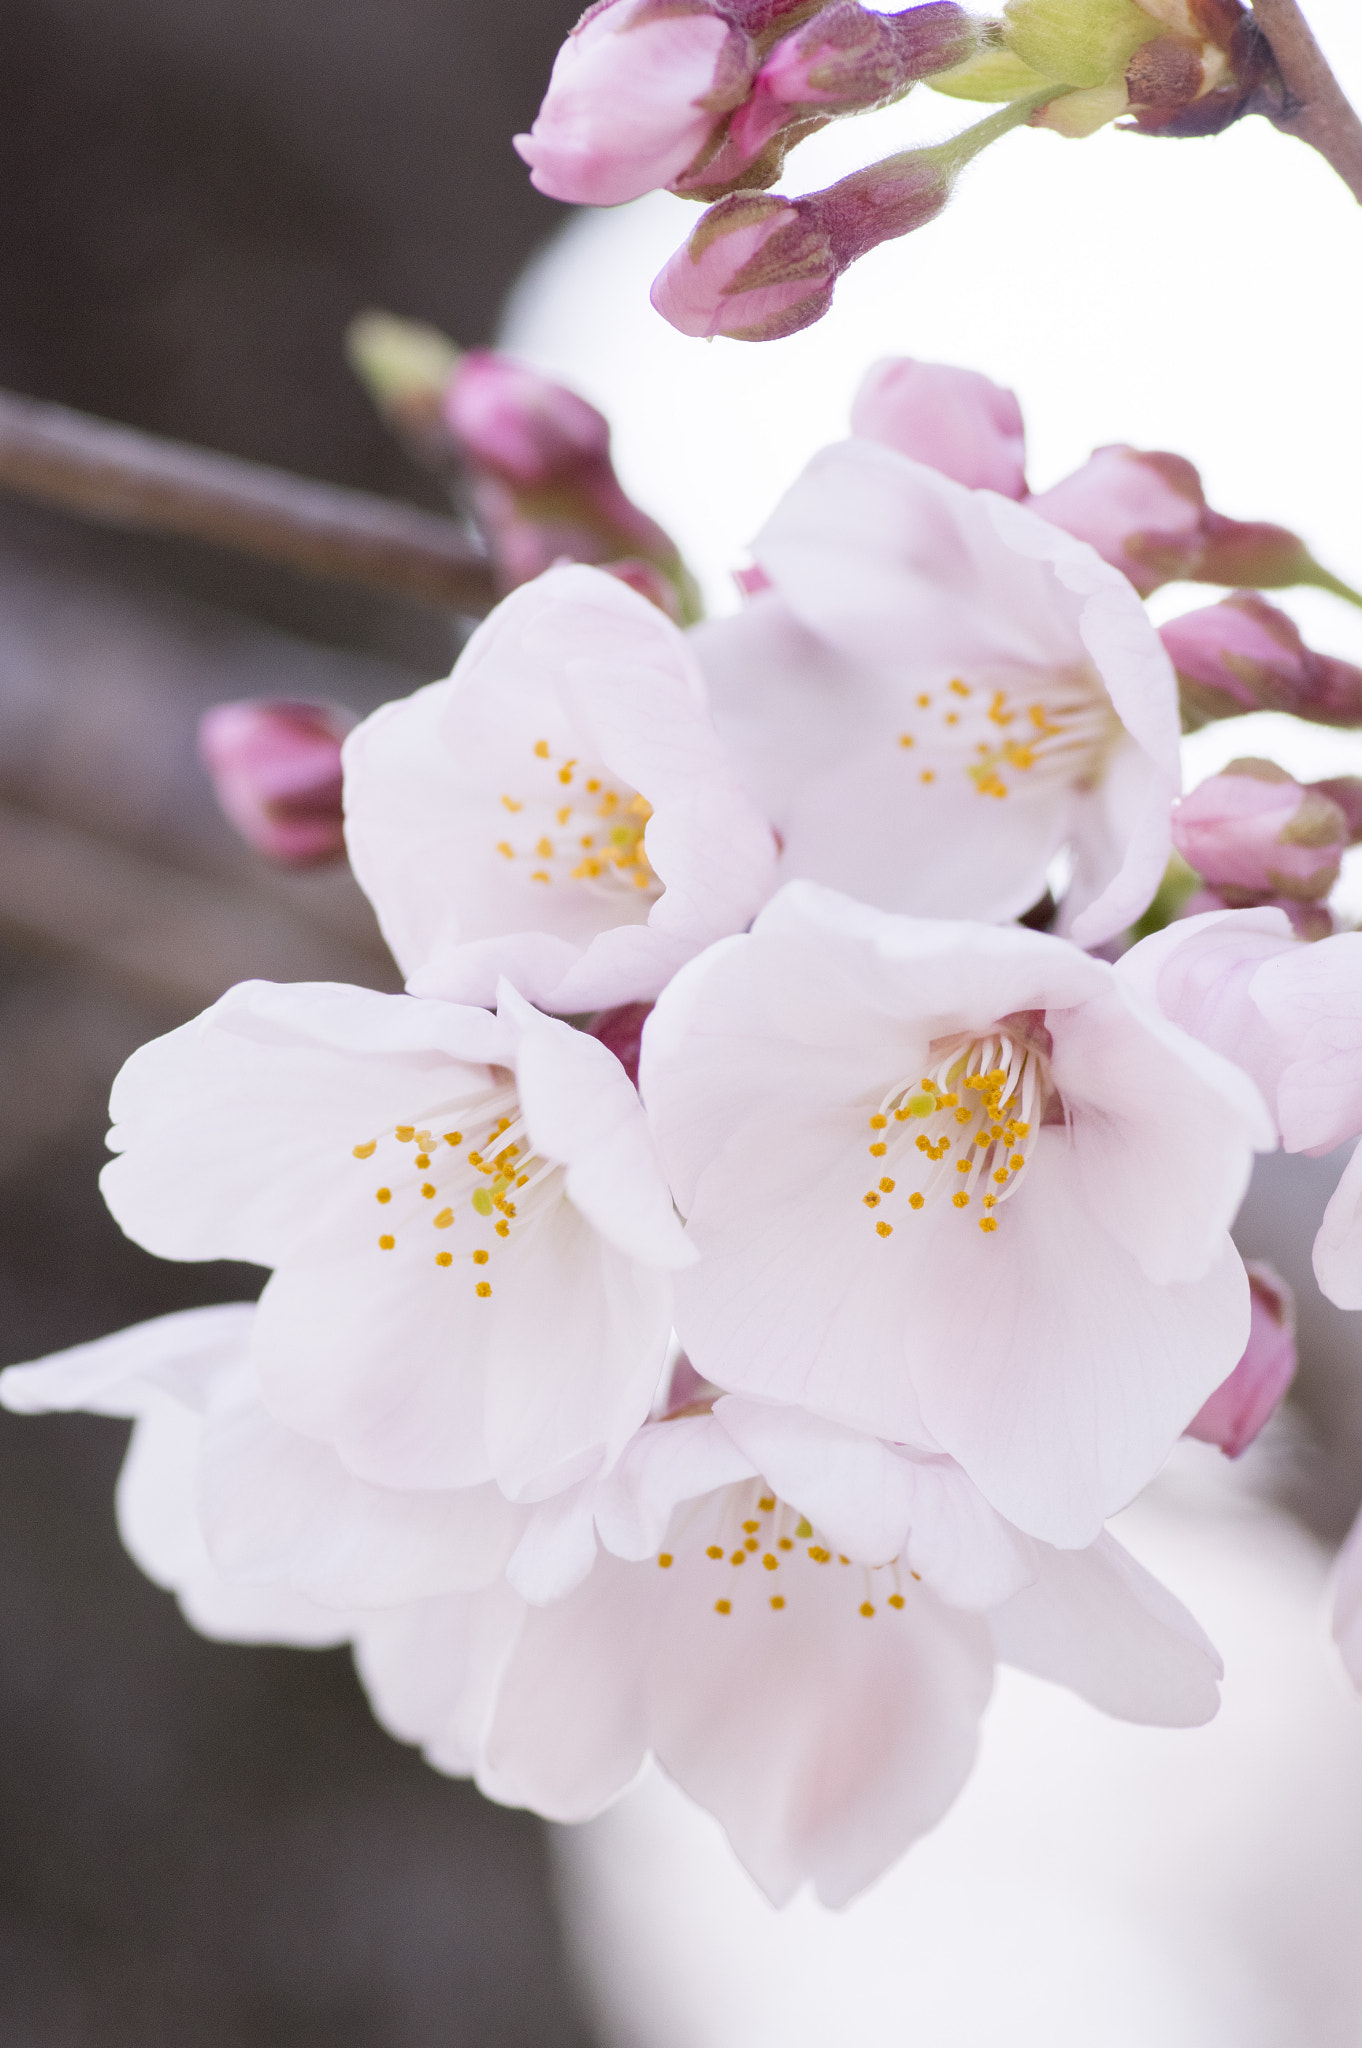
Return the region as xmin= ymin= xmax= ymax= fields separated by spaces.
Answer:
xmin=11 ymin=356 xmax=1362 ymax=1907
xmin=514 ymin=0 xmax=1279 ymax=340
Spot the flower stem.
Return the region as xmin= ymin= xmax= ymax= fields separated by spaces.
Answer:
xmin=1251 ymin=0 xmax=1362 ymax=206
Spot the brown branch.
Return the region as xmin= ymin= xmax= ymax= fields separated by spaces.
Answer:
xmin=1251 ymin=0 xmax=1362 ymax=205
xmin=0 ymin=386 xmax=497 ymax=614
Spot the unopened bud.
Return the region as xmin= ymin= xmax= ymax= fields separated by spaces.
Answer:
xmin=345 ymin=312 xmax=463 ymax=471
xmin=1310 ymin=777 xmax=1362 ymax=845
xmin=851 ymin=355 xmax=1027 ymax=496
xmin=651 ymin=192 xmax=839 ymax=341
xmin=1171 ymin=758 xmax=1347 ymax=904
xmin=514 ymin=0 xmax=757 ymax=207
xmin=681 ymin=0 xmax=975 ymax=196
xmin=654 ymin=104 xmax=1015 ymax=342
xmin=1003 ymin=0 xmax=1163 ymax=91
xmin=1185 ymin=1261 xmax=1295 ymax=1458
xmin=444 ymin=350 xmax=610 ymax=484
xmin=1161 ymin=594 xmax=1362 ymax=731
xmin=198 ymin=700 xmax=354 ymax=868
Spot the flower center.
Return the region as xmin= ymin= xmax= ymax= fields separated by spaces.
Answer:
xmin=655 ymin=1479 xmax=921 ymax=1620
xmin=495 ymin=736 xmax=660 ymax=897
xmin=350 ymin=1079 xmax=562 ymax=1295
xmin=859 ymin=1024 xmax=1051 ymax=1239
xmin=894 ymin=673 xmax=1117 ymax=800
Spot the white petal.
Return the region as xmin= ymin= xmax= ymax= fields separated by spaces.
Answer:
xmin=355 ymin=1585 xmax=526 ymax=1772
xmin=506 ymin=1478 xmax=601 ymax=1603
xmin=1252 ymin=932 xmax=1362 ymax=1153
xmin=593 ymin=1414 xmax=757 ymax=1561
xmin=1312 ymin=1136 xmax=1362 ymax=1311
xmin=499 ymin=984 xmax=692 ymax=1268
xmin=198 ymin=1387 xmax=522 ymax=1607
xmin=1331 ymin=1506 xmax=1362 ymax=1691
xmin=101 ymin=980 xmax=508 ymax=1267
xmin=0 ymin=1302 xmax=256 ymax=1418
xmin=989 ymin=1530 xmax=1222 ymax=1726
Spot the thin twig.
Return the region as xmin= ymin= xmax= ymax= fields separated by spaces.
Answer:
xmin=0 ymin=386 xmax=497 ymax=614
xmin=1251 ymin=0 xmax=1362 ymax=206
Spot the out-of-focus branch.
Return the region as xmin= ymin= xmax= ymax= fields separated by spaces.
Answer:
xmin=1252 ymin=0 xmax=1362 ymax=205
xmin=0 ymin=386 xmax=497 ymax=614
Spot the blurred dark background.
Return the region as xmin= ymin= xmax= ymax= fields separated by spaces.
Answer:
xmin=0 ymin=0 xmax=600 ymax=2039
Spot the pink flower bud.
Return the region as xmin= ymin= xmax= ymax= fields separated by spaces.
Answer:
xmin=513 ymin=0 xmax=757 ymax=206
xmin=1172 ymin=759 xmax=1348 ymax=903
xmin=651 ymin=193 xmax=839 ymax=341
xmin=1185 ymin=1261 xmax=1295 ymax=1458
xmin=442 ymin=350 xmax=700 ymax=618
xmin=1028 ymin=445 xmax=1208 ymax=595
xmin=198 ymin=700 xmax=354 ymax=868
xmin=1160 ymin=593 xmax=1362 ymax=730
xmin=444 ymin=350 xmax=610 ymax=485
xmin=850 ymin=356 xmax=1027 ymax=496
xmin=596 ymin=557 xmax=686 ymax=620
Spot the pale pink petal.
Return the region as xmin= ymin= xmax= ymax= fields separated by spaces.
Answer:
xmin=1252 ymin=932 xmax=1362 ymax=1153
xmin=1332 ymin=1505 xmax=1362 ymax=1690
xmin=851 ymin=357 xmax=1027 ymax=498
xmin=1312 ymin=1136 xmax=1362 ymax=1311
xmin=989 ymin=1530 xmax=1221 ymax=1724
xmin=0 ymin=1302 xmax=255 ymax=1419
xmin=593 ymin=1413 xmax=758 ymax=1560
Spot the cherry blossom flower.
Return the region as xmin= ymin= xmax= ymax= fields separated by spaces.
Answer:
xmin=691 ymin=440 xmax=1180 ymax=946
xmin=343 ymin=565 xmax=777 ymax=1014
xmin=98 ymin=975 xmax=691 ymax=1501
xmin=359 ymin=1397 xmax=1220 ymax=1907
xmin=641 ymin=883 xmax=1272 ymax=1545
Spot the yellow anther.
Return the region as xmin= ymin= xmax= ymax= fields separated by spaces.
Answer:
xmin=758 ymin=1496 xmax=776 ymax=1512
xmin=443 ymin=1131 xmax=462 ymax=1146
xmin=731 ymin=1551 xmax=746 ymax=1566
xmin=863 ymin=1192 xmax=881 ymax=1208
xmin=396 ymin=1127 xmax=415 ymax=1142
xmin=944 ymin=711 xmax=959 ymax=727
xmin=496 ymin=841 xmax=514 ymax=859
xmin=742 ymin=1520 xmax=759 ymax=1533
xmin=898 ymin=733 xmax=914 ymax=749
xmin=1010 ymin=1154 xmax=1026 ymax=1170
xmin=473 ymin=1249 xmax=489 ymax=1266
xmin=556 ymin=806 xmax=571 ymax=827
xmin=993 ymin=1169 xmax=1009 ymax=1185
xmin=956 ymin=1160 xmax=971 ymax=1174
xmin=876 ymin=1221 xmax=893 ymax=1238
xmin=763 ymin=1554 xmax=778 ymax=1571
xmin=983 ymin=1195 xmax=996 ymax=1209
xmin=495 ymin=1220 xmax=510 ymax=1237
xmin=707 ymin=1545 xmax=723 ymax=1559
xmin=585 ymin=777 xmax=601 ymax=793
xmin=657 ymin=1553 xmax=673 ymax=1569
xmin=911 ymin=1570 xmax=922 ymax=1582
xmin=415 ymin=1153 xmax=431 ymax=1168
xmin=715 ymin=1599 xmax=732 ymax=1615
xmin=533 ymin=739 xmax=550 ymax=759
xmin=770 ymin=1595 xmax=785 ymax=1610
xmin=378 ymin=1234 xmax=395 ymax=1250
xmin=557 ymin=762 xmax=576 ymax=785
xmin=949 ymin=678 xmax=970 ymax=697
xmin=530 ymin=870 xmax=550 ymax=884
xmin=869 ymin=1114 xmax=888 ymax=1130
xmin=475 ymin=1281 xmax=492 ymax=1298
xmin=920 ymin=769 xmax=936 ymax=784
xmin=952 ymin=1191 xmax=970 ymax=1208
xmin=979 ymin=1217 xmax=998 ymax=1233
xmin=869 ymin=1142 xmax=887 ymax=1158
xmin=909 ymin=1192 xmax=924 ymax=1209
xmin=955 ymin=1107 xmax=972 ymax=1124
xmin=435 ymin=1251 xmax=453 ymax=1267
xmin=809 ymin=1546 xmax=830 ymax=1563
xmin=599 ymin=790 xmax=619 ymax=815
xmin=536 ymin=837 xmax=553 ymax=858
xmin=916 ymin=692 xmax=931 ymax=708
xmin=744 ymin=1538 xmax=758 ymax=1552
xmin=352 ymin=1142 xmax=376 ymax=1159
xmin=879 ymin=1178 xmax=895 ymax=1193
xmin=937 ymin=1094 xmax=958 ymax=1109
xmin=500 ymin=795 xmax=523 ymax=813
xmin=888 ymin=1593 xmax=906 ymax=1609
xmin=421 ymin=1184 xmax=435 ymax=1199
xmin=376 ymin=1188 xmax=392 ymax=1204
xmin=860 ymin=1602 xmax=875 ymax=1618
xmin=778 ymin=1537 xmax=793 ymax=1550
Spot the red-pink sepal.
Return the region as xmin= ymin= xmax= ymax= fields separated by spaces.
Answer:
xmin=1185 ymin=1261 xmax=1295 ymax=1458
xmin=198 ymin=700 xmax=354 ymax=868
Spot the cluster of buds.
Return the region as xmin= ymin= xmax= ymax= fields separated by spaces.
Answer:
xmin=347 ymin=313 xmax=701 ymax=622
xmin=514 ymin=0 xmax=977 ymax=209
xmin=1170 ymin=758 xmax=1355 ymax=940
xmin=651 ymin=97 xmax=1030 ymax=339
xmin=934 ymin=0 xmax=1277 ymax=139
